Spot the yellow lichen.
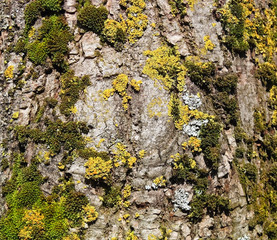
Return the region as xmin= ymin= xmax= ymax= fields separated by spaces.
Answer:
xmin=12 ymin=111 xmax=19 ymax=120
xmin=4 ymin=65 xmax=14 ymax=79
xmin=153 ymin=176 xmax=167 ymax=187
xmin=143 ymin=46 xmax=187 ymax=92
xmin=84 ymin=156 xmax=113 ymax=180
xmin=19 ymin=209 xmax=45 ymax=240
xmin=138 ymin=149 xmax=145 ymax=159
xmin=113 ymin=142 xmax=137 ymax=168
xmin=203 ymin=35 xmax=215 ymax=51
xmin=182 ymin=137 xmax=202 ymax=152
xmin=147 ymin=97 xmax=165 ymax=118
xmin=69 ymin=106 xmax=77 ymax=114
xmin=83 ymin=204 xmax=98 ymax=222
xmin=103 ymin=0 xmax=148 ymax=45
xmin=102 ymin=88 xmax=115 ymax=100
xmin=63 ymin=234 xmax=81 ymax=240
xmin=130 ymin=79 xmax=142 ymax=91
xmin=103 ymin=74 xmax=141 ymax=110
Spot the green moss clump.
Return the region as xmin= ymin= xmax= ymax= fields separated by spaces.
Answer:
xmin=15 ymin=120 xmax=88 ymax=155
xmin=268 ymin=163 xmax=277 ymax=190
xmin=235 ymin=147 xmax=245 ymax=158
xmin=44 ymin=119 xmax=88 ymax=154
xmin=1 ymin=158 xmax=9 ymax=171
xmin=15 ymin=182 xmax=42 ymax=208
xmin=26 ymin=15 xmax=72 ymax=70
xmin=78 ymin=148 xmax=110 ymax=161
xmin=59 ymin=71 xmax=91 ymax=116
xmin=27 ymin=40 xmax=48 ymax=65
xmin=39 ymin=0 xmax=63 ymax=13
xmin=265 ymin=221 xmax=277 ymax=240
xmin=185 ymin=58 xmax=215 ymax=92
xmin=64 ymin=191 xmax=89 ymax=224
xmin=77 ymin=5 xmax=109 ymax=34
xmin=214 ymin=92 xmax=239 ymax=125
xmin=199 ymin=121 xmax=221 ymax=171
xmin=172 ymin=154 xmax=208 ymax=190
xmin=103 ymin=186 xmax=122 ymax=207
xmin=214 ymin=74 xmax=238 ymax=94
xmin=253 ymin=109 xmax=266 ymax=133
xmin=45 ymin=97 xmax=58 ymax=108
xmin=34 ymin=105 xmax=46 ymax=123
xmin=189 ymin=193 xmax=230 ymax=222
xmin=243 ymin=163 xmax=258 ymax=182
xmin=24 ymin=1 xmax=41 ymax=30
xmin=14 ymin=38 xmax=27 ymax=54
xmin=168 ymin=0 xmax=186 ymax=16
xmin=40 ymin=15 xmax=72 ymax=69
xmin=256 ymin=62 xmax=277 ymax=90
xmin=0 ymin=154 xmax=92 ymax=239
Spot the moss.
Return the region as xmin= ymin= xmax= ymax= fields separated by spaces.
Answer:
xmin=103 ymin=186 xmax=122 ymax=207
xmin=199 ymin=121 xmax=221 ymax=171
xmin=254 ymin=109 xmax=266 ymax=133
xmin=39 ymin=0 xmax=63 ymax=13
xmin=15 ymin=182 xmax=42 ymax=208
xmin=102 ymin=19 xmax=127 ymax=51
xmin=235 ymin=147 xmax=245 ymax=158
xmin=268 ymin=163 xmax=277 ymax=190
xmin=243 ymin=163 xmax=258 ymax=182
xmin=40 ymin=15 xmax=72 ymax=69
xmin=213 ymin=92 xmax=239 ymax=125
xmin=59 ymin=71 xmax=90 ymax=116
xmin=168 ymin=0 xmax=186 ymax=16
xmin=27 ymin=40 xmax=48 ymax=65
xmin=256 ymin=62 xmax=277 ymax=90
xmin=185 ymin=57 xmax=215 ymax=92
xmin=14 ymin=37 xmax=27 ymax=54
xmin=45 ymin=97 xmax=58 ymax=108
xmin=214 ymin=74 xmax=238 ymax=94
xmin=78 ymin=148 xmax=110 ymax=161
xmin=77 ymin=5 xmax=108 ymax=34
xmin=25 ymin=15 xmax=72 ymax=70
xmin=172 ymin=154 xmax=208 ymax=189
xmin=189 ymin=193 xmax=230 ymax=223
xmin=1 ymin=158 xmax=9 ymax=171
xmin=34 ymin=105 xmax=46 ymax=123
xmin=0 ymin=155 xmax=93 ymax=239
xmin=64 ymin=191 xmax=89 ymax=224
xmin=15 ymin=120 xmax=88 ymax=155
xmin=219 ymin=0 xmax=250 ymax=53
xmin=24 ymin=0 xmax=41 ymax=30
xmin=234 ymin=126 xmax=247 ymax=143
xmin=265 ymin=221 xmax=277 ymax=240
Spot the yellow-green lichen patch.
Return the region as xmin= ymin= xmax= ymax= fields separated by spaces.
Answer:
xmin=4 ymin=65 xmax=14 ymax=79
xmin=12 ymin=111 xmax=19 ymax=120
xmin=84 ymin=156 xmax=113 ymax=180
xmin=143 ymin=45 xmax=186 ymax=92
xmin=113 ymin=142 xmax=137 ymax=168
xmin=102 ymin=74 xmax=142 ymax=110
xmin=102 ymin=0 xmax=148 ymax=48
